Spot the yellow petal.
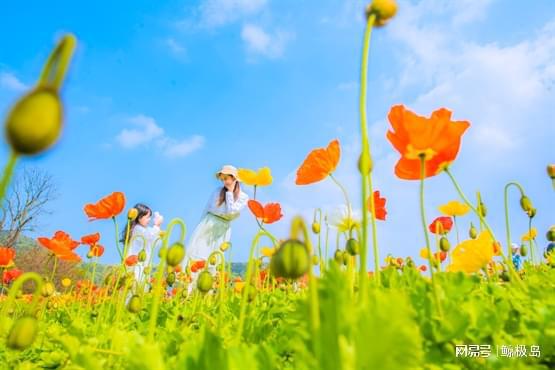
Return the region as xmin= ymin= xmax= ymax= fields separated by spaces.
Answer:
xmin=238 ymin=168 xmax=258 ymax=186
xmin=255 ymin=167 xmax=273 ymax=186
xmin=438 ymin=200 xmax=470 ymax=217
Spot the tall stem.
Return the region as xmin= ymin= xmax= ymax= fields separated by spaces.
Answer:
xmin=503 ymin=182 xmax=526 ymax=260
xmin=0 ymin=152 xmax=18 ymax=205
xmin=419 ymin=156 xmax=443 ymax=318
xmin=112 ymin=217 xmax=123 ymax=261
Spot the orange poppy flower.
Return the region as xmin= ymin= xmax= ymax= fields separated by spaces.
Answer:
xmin=81 ymin=232 xmax=100 ymax=246
xmin=90 ymin=244 xmax=105 ymax=257
xmin=428 ymin=216 xmax=453 ymax=234
xmin=84 ymin=192 xmax=126 ymax=221
xmin=367 ymin=190 xmax=387 ymax=221
xmin=38 ymin=231 xmax=81 ymax=262
xmin=295 ymin=139 xmax=340 ymax=185
xmin=191 ymin=260 xmax=206 ymax=273
xmin=386 ymin=105 xmax=470 ymax=180
xmin=248 ymin=200 xmax=283 ymax=224
xmin=125 ymin=255 xmax=139 ymax=266
xmin=0 ymin=247 xmax=15 ymax=267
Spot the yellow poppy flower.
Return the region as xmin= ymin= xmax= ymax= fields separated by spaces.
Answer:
xmin=438 ymin=200 xmax=470 ymax=217
xmin=261 ymin=246 xmax=276 ymax=258
xmin=238 ymin=167 xmax=273 ymax=187
xmin=61 ymin=278 xmax=72 ymax=287
xmin=520 ymin=227 xmax=537 ymax=242
xmin=446 ymin=231 xmax=495 ymax=273
xmin=234 ymin=281 xmax=245 ymax=293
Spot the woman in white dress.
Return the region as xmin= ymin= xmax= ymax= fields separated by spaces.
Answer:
xmin=185 ymin=165 xmax=249 ymax=287
xmin=120 ymin=203 xmax=164 ymax=285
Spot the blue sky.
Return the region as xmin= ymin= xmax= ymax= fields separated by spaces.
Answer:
xmin=0 ymin=0 xmax=553 ymax=268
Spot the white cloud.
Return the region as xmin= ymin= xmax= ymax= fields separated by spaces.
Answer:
xmin=116 ymin=114 xmax=204 ymax=158
xmin=241 ymin=24 xmax=293 ymax=59
xmin=117 ymin=115 xmax=165 ymax=149
xmin=198 ymin=0 xmax=267 ymax=28
xmin=0 ymin=72 xmax=28 ymax=92
xmin=165 ymin=38 xmax=186 ymax=55
xmin=158 ymin=135 xmax=205 ymax=158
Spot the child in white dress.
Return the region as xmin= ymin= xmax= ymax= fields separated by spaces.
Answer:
xmin=121 ymin=203 xmax=164 ymax=286
xmin=185 ymin=165 xmax=249 ymax=292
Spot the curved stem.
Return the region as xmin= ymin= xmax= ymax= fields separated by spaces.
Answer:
xmin=503 ymin=181 xmax=526 ymax=260
xmin=419 ymin=156 xmax=443 ymax=318
xmin=0 ymin=272 xmax=44 ymax=323
xmin=236 ymin=229 xmax=274 ymax=341
xmin=444 ymin=169 xmax=525 ymax=289
xmin=0 ymin=152 xmax=18 ymax=205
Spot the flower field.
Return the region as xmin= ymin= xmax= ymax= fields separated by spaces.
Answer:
xmin=1 ymin=1 xmax=554 ymax=369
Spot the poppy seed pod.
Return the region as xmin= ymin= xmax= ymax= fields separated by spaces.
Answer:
xmin=7 ymin=316 xmax=38 ymax=350
xmin=365 ymin=0 xmax=397 ymax=27
xmin=5 ymin=88 xmax=63 ymax=156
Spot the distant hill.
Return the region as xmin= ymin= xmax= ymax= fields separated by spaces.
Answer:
xmin=0 ymin=231 xmax=37 ymax=253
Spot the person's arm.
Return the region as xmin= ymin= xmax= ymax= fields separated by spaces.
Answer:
xmin=221 ymin=191 xmax=249 ymax=220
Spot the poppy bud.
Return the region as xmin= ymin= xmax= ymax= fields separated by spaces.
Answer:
xmin=334 ymin=249 xmax=343 ymax=264
xmin=469 ymin=223 xmax=478 ymax=239
xmin=342 ymin=251 xmax=350 ymax=266
xmin=166 ymin=272 xmax=176 ymax=286
xmin=545 ymin=243 xmax=555 ymax=258
xmin=138 ymin=249 xmax=147 ymax=262
xmin=345 ymin=238 xmax=360 ymax=256
xmin=312 ymin=255 xmax=319 ymax=266
xmin=270 ymin=239 xmax=310 ymax=279
xmin=519 ymin=195 xmax=533 ymax=213
xmin=365 ymin=0 xmax=397 ymax=27
xmin=527 ymin=208 xmax=536 ymax=219
xmin=247 ymin=285 xmax=257 ymax=302
xmin=127 ymin=294 xmax=142 ymax=313
xmin=311 ymin=222 xmax=321 ymax=234
xmin=547 ymin=164 xmax=555 ymax=179
xmin=405 ymin=258 xmax=415 ymax=268
xmin=208 ymin=255 xmax=217 ymax=266
xmin=547 ymin=227 xmax=555 ymax=242
xmin=219 ymin=241 xmax=231 ymax=252
xmin=520 ymin=244 xmax=528 ymax=257
xmin=439 ymin=237 xmax=450 ymax=252
xmin=127 ymin=208 xmax=138 ymax=220
xmin=41 ymin=282 xmax=55 ymax=297
xmin=166 ymin=242 xmax=185 ymax=267
xmin=358 ymin=152 xmax=373 ymax=175
xmin=197 ymin=271 xmax=213 ymax=293
xmin=477 ymin=202 xmax=487 ymax=218
xmin=5 ymin=88 xmax=63 ymax=156
xmin=7 ymin=316 xmax=38 ymax=350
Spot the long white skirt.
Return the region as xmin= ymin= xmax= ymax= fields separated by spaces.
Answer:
xmin=185 ymin=213 xmax=231 ymax=294
xmin=186 ymin=213 xmax=231 ymax=260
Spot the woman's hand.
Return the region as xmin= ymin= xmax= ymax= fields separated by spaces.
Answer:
xmin=154 ymin=211 xmax=164 ymax=226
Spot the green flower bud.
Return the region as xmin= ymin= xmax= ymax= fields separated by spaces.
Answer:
xmin=127 ymin=295 xmax=142 ymax=313
xmin=7 ymin=316 xmax=38 ymax=350
xmin=138 ymin=249 xmax=147 ymax=262
xmin=547 ymin=227 xmax=555 ymax=242
xmin=469 ymin=223 xmax=478 ymax=239
xmin=270 ymin=239 xmax=309 ymax=280
xmin=357 ymin=152 xmax=373 ymax=175
xmin=345 ymin=238 xmax=360 ymax=256
xmin=197 ymin=271 xmax=213 ymax=293
xmin=311 ymin=222 xmax=321 ymax=234
xmin=520 ymin=195 xmax=533 ymax=213
xmin=439 ymin=237 xmax=450 ymax=252
xmin=166 ymin=242 xmax=185 ymax=267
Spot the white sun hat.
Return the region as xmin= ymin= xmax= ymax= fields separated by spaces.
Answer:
xmin=215 ymin=164 xmax=238 ymax=180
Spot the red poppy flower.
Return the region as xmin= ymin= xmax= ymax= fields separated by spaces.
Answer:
xmin=38 ymin=231 xmax=81 ymax=262
xmin=2 ymin=268 xmax=22 ymax=284
xmin=81 ymin=232 xmax=100 ymax=246
xmin=84 ymin=192 xmax=126 ymax=221
xmin=295 ymin=139 xmax=340 ymax=185
xmin=125 ymin=255 xmax=139 ymax=267
xmin=248 ymin=200 xmax=283 ymax=224
xmin=0 ymin=247 xmax=15 ymax=267
xmin=434 ymin=251 xmax=447 ymax=263
xmin=419 ymin=265 xmax=427 ymax=272
xmin=191 ymin=260 xmax=206 ymax=273
xmin=428 ymin=216 xmax=453 ymax=234
xmin=367 ymin=190 xmax=387 ymax=221
xmin=386 ymin=105 xmax=470 ymax=180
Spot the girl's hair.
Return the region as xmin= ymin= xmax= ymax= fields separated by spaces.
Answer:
xmin=217 ymin=179 xmax=241 ymax=207
xmin=120 ymin=203 xmax=152 ymax=244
